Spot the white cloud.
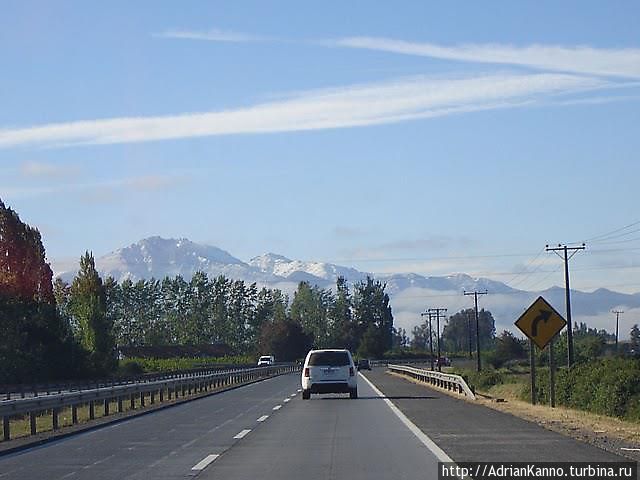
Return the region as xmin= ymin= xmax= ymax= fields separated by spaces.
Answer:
xmin=0 ymin=73 xmax=609 ymax=149
xmin=154 ymin=28 xmax=264 ymax=43
xmin=0 ymin=173 xmax=188 ymax=200
xmin=332 ymin=37 xmax=640 ymax=79
xmin=20 ymin=161 xmax=79 ymax=177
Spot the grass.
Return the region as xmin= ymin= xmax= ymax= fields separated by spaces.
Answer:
xmin=1 ymin=382 xmax=223 ymax=442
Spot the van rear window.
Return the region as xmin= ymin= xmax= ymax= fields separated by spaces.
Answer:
xmin=308 ymin=351 xmax=350 ymax=366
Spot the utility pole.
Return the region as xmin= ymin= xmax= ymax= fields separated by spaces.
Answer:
xmin=421 ymin=311 xmax=434 ymax=370
xmin=467 ymin=310 xmax=473 ymax=358
xmin=546 ymin=243 xmax=585 ymax=368
xmin=464 ymin=290 xmax=487 ymax=372
xmin=612 ymin=310 xmax=623 ymax=353
xmin=428 ymin=308 xmax=447 ymax=372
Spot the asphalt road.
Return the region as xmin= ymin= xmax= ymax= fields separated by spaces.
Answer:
xmin=0 ymin=368 xmax=631 ymax=480
xmin=0 ymin=371 xmax=444 ymax=480
xmin=363 ymin=368 xmax=628 ymax=463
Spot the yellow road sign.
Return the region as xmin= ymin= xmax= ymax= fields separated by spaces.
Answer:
xmin=515 ymin=296 xmax=566 ymax=350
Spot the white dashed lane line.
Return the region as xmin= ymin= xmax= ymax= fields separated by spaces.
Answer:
xmin=191 ymin=454 xmax=220 ymax=471
xmin=273 ymin=405 xmax=282 ymax=411
xmin=290 ymin=393 xmax=297 ymax=397
xmin=297 ymin=388 xmax=302 ymax=392
xmin=283 ymin=398 xmax=290 ymax=403
xmin=257 ymin=415 xmax=269 ymax=422
xmin=233 ymin=429 xmax=251 ymax=439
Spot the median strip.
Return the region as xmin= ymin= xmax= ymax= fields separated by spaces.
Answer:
xmin=233 ymin=429 xmax=251 ymax=439
xmin=191 ymin=454 xmax=219 ymax=471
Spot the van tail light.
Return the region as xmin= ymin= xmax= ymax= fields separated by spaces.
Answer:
xmin=349 ymin=367 xmax=354 ymax=377
xmin=304 ymin=367 xmax=310 ymax=377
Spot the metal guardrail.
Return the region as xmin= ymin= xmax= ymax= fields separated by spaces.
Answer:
xmin=0 ymin=364 xmax=258 ymax=400
xmin=0 ymin=364 xmax=298 ymax=442
xmin=388 ymin=364 xmax=476 ymax=400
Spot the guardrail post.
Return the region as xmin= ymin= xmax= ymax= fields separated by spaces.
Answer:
xmin=104 ymin=399 xmax=110 ymax=416
xmin=140 ymin=392 xmax=145 ymax=407
xmin=89 ymin=401 xmax=95 ymax=420
xmin=130 ymin=393 xmax=135 ymax=410
xmin=30 ymin=412 xmax=37 ymax=435
xmin=3 ymin=415 xmax=9 ymax=441
xmin=150 ymin=391 xmax=155 ymax=405
xmin=52 ymin=408 xmax=59 ymax=430
xmin=159 ymin=388 xmax=164 ymax=402
xmin=72 ymin=404 xmax=78 ymax=424
xmin=117 ymin=397 xmax=123 ymax=413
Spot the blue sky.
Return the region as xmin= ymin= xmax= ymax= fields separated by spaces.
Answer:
xmin=1 ymin=0 xmax=640 ymax=300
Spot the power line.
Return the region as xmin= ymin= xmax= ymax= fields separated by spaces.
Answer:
xmin=464 ymin=290 xmax=487 ymax=372
xmin=427 ymin=308 xmax=447 ymax=372
xmin=546 ymin=243 xmax=586 ymax=368
xmin=583 ymin=220 xmax=640 ymax=243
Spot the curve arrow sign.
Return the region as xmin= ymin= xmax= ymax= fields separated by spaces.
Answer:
xmin=531 ymin=310 xmax=551 ymax=337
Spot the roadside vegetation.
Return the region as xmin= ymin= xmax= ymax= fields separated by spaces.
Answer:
xmin=1 ymin=198 xmax=396 ymax=385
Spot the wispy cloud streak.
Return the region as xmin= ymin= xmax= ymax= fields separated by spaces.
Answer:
xmin=0 ymin=73 xmax=607 ymax=149
xmin=332 ymin=37 xmax=640 ymax=79
xmin=155 ymin=28 xmax=264 ymax=43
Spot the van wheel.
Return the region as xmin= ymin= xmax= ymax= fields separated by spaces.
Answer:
xmin=349 ymin=388 xmax=358 ymax=399
xmin=302 ymin=390 xmax=310 ymax=400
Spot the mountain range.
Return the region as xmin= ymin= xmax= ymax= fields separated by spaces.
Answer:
xmin=54 ymin=236 xmax=640 ymax=337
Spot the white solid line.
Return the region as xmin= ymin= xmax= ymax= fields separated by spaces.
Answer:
xmin=233 ymin=429 xmax=251 ymax=439
xmin=358 ymin=373 xmax=455 ymax=464
xmin=191 ymin=454 xmax=219 ymax=471
xmin=257 ymin=415 xmax=269 ymax=422
xmin=283 ymin=398 xmax=290 ymax=403
xmin=273 ymin=405 xmax=282 ymax=410
xmin=620 ymin=447 xmax=640 ymax=452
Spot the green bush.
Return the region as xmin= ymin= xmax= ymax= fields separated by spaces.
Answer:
xmin=521 ymin=358 xmax=640 ymax=420
xmin=117 ymin=355 xmax=254 ymax=374
xmin=454 ymin=368 xmax=505 ymax=392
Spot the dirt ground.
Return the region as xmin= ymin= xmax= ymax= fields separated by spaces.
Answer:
xmin=388 ymin=371 xmax=640 ymax=462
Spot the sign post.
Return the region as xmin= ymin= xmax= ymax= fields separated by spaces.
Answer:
xmin=515 ymin=296 xmax=567 ymax=406
xmin=549 ymin=337 xmax=556 ymax=408
xmin=529 ymin=339 xmax=536 ymax=405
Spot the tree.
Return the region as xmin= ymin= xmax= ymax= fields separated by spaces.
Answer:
xmin=69 ymin=252 xmax=115 ymax=373
xmin=352 ymin=277 xmax=393 ymax=357
xmin=442 ymin=308 xmax=496 ymax=353
xmin=290 ymin=281 xmax=332 ymax=348
xmin=489 ymin=330 xmax=527 ymax=368
xmin=630 ymin=324 xmax=640 ymax=351
xmin=257 ymin=318 xmax=313 ymax=361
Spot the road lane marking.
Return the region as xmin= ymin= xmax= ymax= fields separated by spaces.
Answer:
xmin=233 ymin=429 xmax=251 ymax=439
xmin=283 ymin=398 xmax=290 ymax=403
xmin=257 ymin=415 xmax=269 ymax=422
xmin=191 ymin=454 xmax=219 ymax=471
xmin=273 ymin=405 xmax=282 ymax=410
xmin=297 ymin=388 xmax=302 ymax=392
xmin=290 ymin=393 xmax=297 ymax=397
xmin=359 ymin=373 xmax=455 ymax=464
xmin=620 ymin=447 xmax=640 ymax=452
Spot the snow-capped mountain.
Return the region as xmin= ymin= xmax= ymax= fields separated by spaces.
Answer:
xmin=53 ymin=236 xmax=640 ymax=337
xmin=249 ymin=253 xmax=369 ymax=285
xmin=57 ymin=236 xmax=278 ymax=284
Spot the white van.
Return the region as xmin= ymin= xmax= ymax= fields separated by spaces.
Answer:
xmin=257 ymin=355 xmax=275 ymax=366
xmin=301 ymin=349 xmax=358 ymax=399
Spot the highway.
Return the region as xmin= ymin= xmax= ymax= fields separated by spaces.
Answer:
xmin=0 ymin=369 xmax=629 ymax=479
xmin=0 ymin=370 xmax=443 ymax=479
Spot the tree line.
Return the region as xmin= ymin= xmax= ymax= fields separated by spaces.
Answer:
xmin=1 ymin=198 xmax=396 ymax=383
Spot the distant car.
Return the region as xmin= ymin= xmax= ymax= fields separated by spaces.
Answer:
xmin=435 ymin=356 xmax=451 ymax=367
xmin=301 ymin=349 xmax=358 ymax=400
xmin=357 ymin=359 xmax=371 ymax=370
xmin=257 ymin=355 xmax=275 ymax=366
